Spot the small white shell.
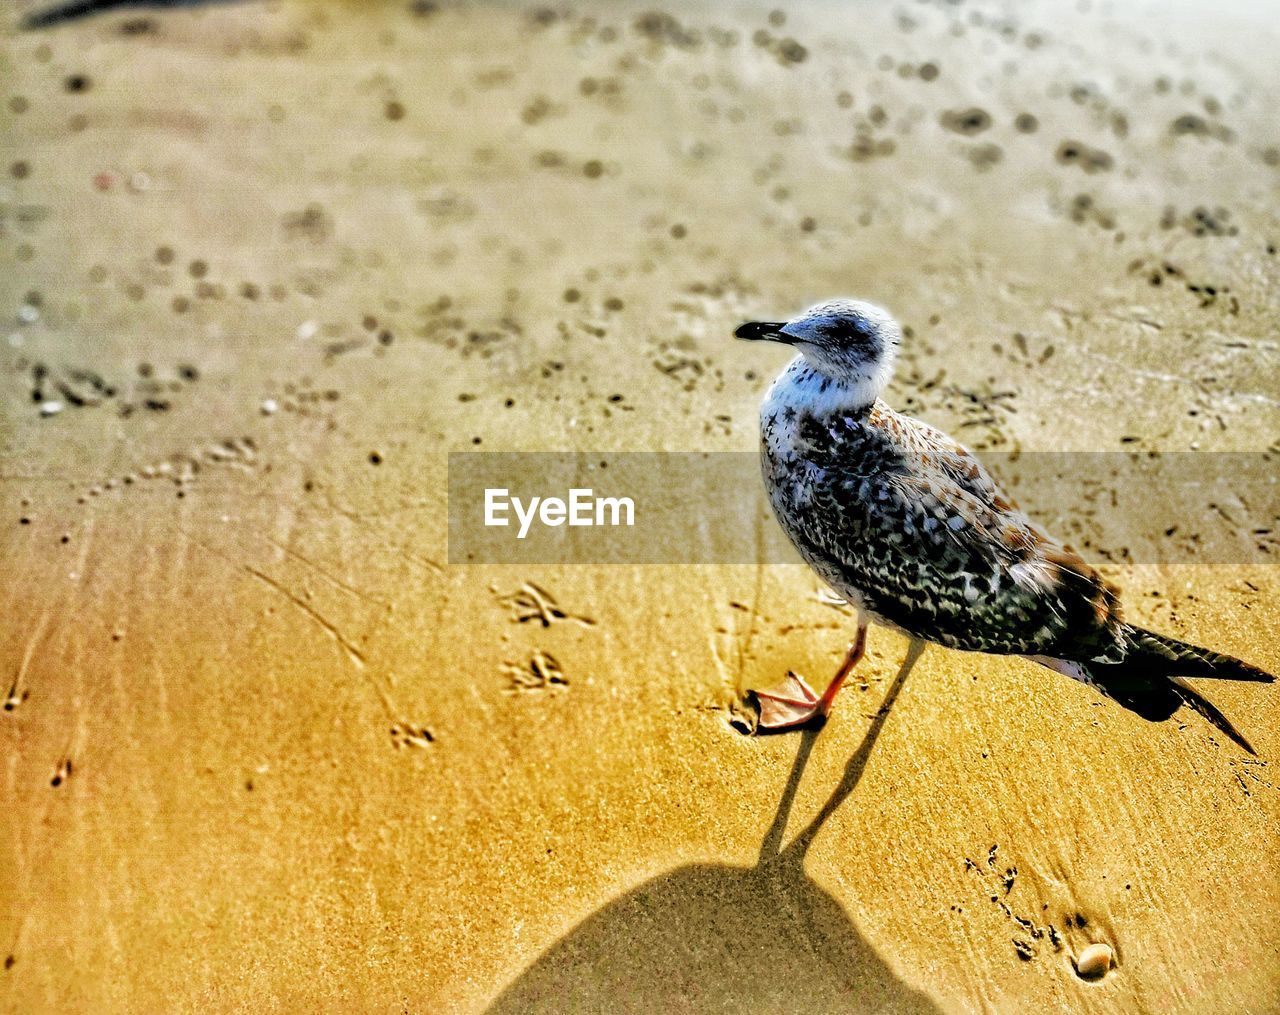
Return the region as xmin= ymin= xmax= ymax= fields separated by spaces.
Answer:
xmin=1076 ymin=942 xmax=1114 ymax=979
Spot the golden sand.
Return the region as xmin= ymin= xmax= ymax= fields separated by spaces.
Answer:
xmin=2 ymin=1 xmax=1277 ymax=1011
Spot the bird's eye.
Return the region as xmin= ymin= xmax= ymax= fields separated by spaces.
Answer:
xmin=820 ymin=319 xmax=868 ymax=344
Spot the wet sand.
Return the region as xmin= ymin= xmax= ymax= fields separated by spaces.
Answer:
xmin=2 ymin=0 xmax=1278 ymax=1011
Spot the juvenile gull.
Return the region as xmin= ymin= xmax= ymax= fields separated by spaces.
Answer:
xmin=737 ymin=299 xmax=1272 ymax=751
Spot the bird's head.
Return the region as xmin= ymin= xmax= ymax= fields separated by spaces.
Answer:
xmin=735 ymin=298 xmax=901 ymax=403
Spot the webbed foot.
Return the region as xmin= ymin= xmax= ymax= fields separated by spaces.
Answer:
xmin=749 ymin=671 xmax=830 ymax=731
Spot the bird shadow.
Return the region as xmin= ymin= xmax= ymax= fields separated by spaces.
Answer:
xmin=486 ymin=644 xmax=937 ymax=1014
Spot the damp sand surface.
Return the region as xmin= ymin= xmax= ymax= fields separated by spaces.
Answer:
xmin=1 ymin=0 xmax=1279 ymax=1011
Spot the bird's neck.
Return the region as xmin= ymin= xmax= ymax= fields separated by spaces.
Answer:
xmin=772 ymin=354 xmax=887 ymax=418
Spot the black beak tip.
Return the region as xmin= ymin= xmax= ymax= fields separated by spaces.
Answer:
xmin=735 ymin=321 xmax=787 ymax=341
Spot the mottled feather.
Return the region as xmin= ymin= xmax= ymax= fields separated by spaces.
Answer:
xmin=750 ymin=298 xmax=1270 ymax=753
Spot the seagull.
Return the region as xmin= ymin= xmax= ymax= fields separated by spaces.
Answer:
xmin=736 ymin=299 xmax=1273 ymax=752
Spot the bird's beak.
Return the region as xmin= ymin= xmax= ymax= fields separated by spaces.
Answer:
xmin=734 ymin=321 xmax=792 ymax=343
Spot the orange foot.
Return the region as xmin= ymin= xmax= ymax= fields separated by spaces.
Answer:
xmin=747 ymin=622 xmax=868 ymax=734
xmin=751 ymin=671 xmax=831 ymax=730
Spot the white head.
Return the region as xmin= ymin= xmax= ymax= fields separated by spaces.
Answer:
xmin=736 ymin=298 xmax=901 ymax=408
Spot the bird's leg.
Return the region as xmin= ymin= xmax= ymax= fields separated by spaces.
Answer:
xmin=818 ymin=621 xmax=868 ymax=712
xmin=753 ymin=621 xmax=869 ymax=731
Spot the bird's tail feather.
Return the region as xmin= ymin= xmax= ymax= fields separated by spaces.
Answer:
xmin=1073 ymin=626 xmax=1271 ymax=755
xmin=1122 ymin=625 xmax=1274 ymax=682
xmin=1169 ymin=677 xmax=1259 ymax=756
